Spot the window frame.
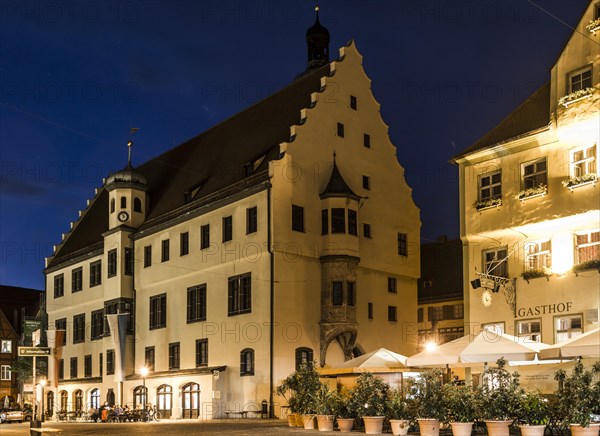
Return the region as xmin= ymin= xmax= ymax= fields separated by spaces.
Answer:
xmin=240 ymin=348 xmax=255 ymax=376
xmin=90 ymin=309 xmax=104 ymax=340
xmin=187 ymin=284 xmax=207 ymax=323
xmin=567 ymin=65 xmax=593 ymax=93
xmin=222 ymin=216 xmax=233 ymax=242
xmin=332 ymin=281 xmax=343 ymax=306
xmin=0 ymin=340 xmax=12 ymax=354
xmin=149 ymin=293 xmax=167 ymax=330
xmin=84 ymin=354 xmax=92 ymax=378
xmin=478 ymin=170 xmax=502 ymax=202
xmin=524 ymin=240 xmax=552 ymax=272
xmin=70 ymin=357 xmax=78 ymax=379
xmin=515 ymin=318 xmax=542 ymax=343
xmin=71 ymin=268 xmax=83 ymax=292
xmin=107 ymin=249 xmax=117 ymax=277
xmin=398 ymin=233 xmax=408 ymax=256
xmin=482 ymin=246 xmax=508 ymax=277
xmin=554 ymin=313 xmax=583 ymax=343
xmin=521 ymin=157 xmax=547 ymax=190
xmin=575 ymin=229 xmax=600 ymax=265
xmin=54 ymin=274 xmax=65 ymax=298
xmin=0 ymin=365 xmax=11 ymax=381
xmin=569 ymin=144 xmax=597 ymax=178
xmin=73 ymin=314 xmax=85 ymax=344
xmin=106 ymin=349 xmax=115 ymax=375
xmin=228 ymin=273 xmax=252 ymax=316
xmin=195 ymin=339 xmax=208 ymax=367
xmin=200 ymin=224 xmax=210 ymax=249
xmin=180 ymin=232 xmax=189 ymax=256
xmin=89 ymin=260 xmax=102 ymax=287
xmin=295 ymin=347 xmax=314 ymax=370
xmin=144 ymin=245 xmax=152 ymax=268
xmin=161 ymin=239 xmax=170 ymax=262
xmin=246 ymin=207 xmax=258 ymax=234
xmin=168 ymin=342 xmax=180 ymax=370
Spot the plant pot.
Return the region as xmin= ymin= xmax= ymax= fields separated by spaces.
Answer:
xmin=484 ymin=420 xmax=512 ymax=436
xmin=337 ymin=417 xmax=354 ymax=433
xmin=418 ymin=418 xmax=441 ymax=436
xmin=303 ymin=414 xmax=316 ymax=429
xmin=363 ymin=416 xmax=385 ymax=434
xmin=570 ymin=424 xmax=600 ymax=436
xmin=520 ymin=425 xmax=546 ymax=436
xmin=450 ymin=422 xmax=473 ymax=436
xmin=317 ymin=415 xmax=335 ymax=432
xmin=294 ymin=413 xmax=304 ymax=427
xmin=287 ymin=414 xmax=296 ymax=427
xmin=390 ymin=419 xmax=410 ymax=436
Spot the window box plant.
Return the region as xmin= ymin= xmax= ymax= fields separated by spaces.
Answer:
xmin=388 ymin=388 xmax=414 ymax=436
xmin=573 ymin=259 xmax=600 ymax=273
xmin=443 ymin=383 xmax=479 ymax=436
xmin=586 ymin=18 xmax=600 ymax=34
xmin=516 ymin=185 xmax=547 ymax=201
xmin=413 ymin=369 xmax=445 ymax=436
xmin=349 ymin=372 xmax=390 ymax=435
xmin=559 ymin=87 xmax=595 ymax=108
xmin=521 ymin=268 xmax=551 ymax=282
xmin=562 ymin=173 xmax=597 ymax=189
xmin=276 ymin=362 xmax=321 ymax=429
xmin=474 ymin=197 xmax=502 ymax=211
xmin=518 ymin=391 xmax=549 ymax=436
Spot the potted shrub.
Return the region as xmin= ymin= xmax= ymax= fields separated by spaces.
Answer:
xmin=336 ymin=388 xmax=355 ymax=433
xmin=518 ymin=391 xmax=549 ymax=436
xmin=350 ymin=372 xmax=390 ymax=434
xmin=388 ymin=388 xmax=413 ymax=436
xmin=413 ymin=369 xmax=445 ymax=436
xmin=276 ymin=371 xmax=301 ymax=427
xmin=478 ymin=358 xmax=522 ymax=436
xmin=276 ymin=362 xmax=321 ymax=429
xmin=555 ymin=361 xmax=600 ymax=436
xmin=443 ymin=383 xmax=478 ymax=436
xmin=313 ymin=383 xmax=341 ymax=432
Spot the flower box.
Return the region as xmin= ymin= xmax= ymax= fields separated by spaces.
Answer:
xmin=572 ymin=259 xmax=600 ymax=273
xmin=516 ymin=185 xmax=547 ymax=201
xmin=474 ymin=198 xmax=502 ymax=211
xmin=562 ymin=173 xmax=597 ymax=190
xmin=558 ymin=87 xmax=595 ymax=108
xmin=521 ymin=269 xmax=550 ymax=282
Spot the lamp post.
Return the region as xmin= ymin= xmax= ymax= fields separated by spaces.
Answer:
xmin=140 ymin=367 xmax=148 ymax=420
xmin=39 ymin=379 xmax=46 ymax=423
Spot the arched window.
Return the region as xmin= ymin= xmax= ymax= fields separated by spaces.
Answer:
xmin=120 ymin=196 xmax=127 ymax=208
xmin=110 ymin=198 xmax=115 ymax=213
xmin=106 ymin=388 xmax=115 ymax=407
xmin=59 ymin=390 xmax=68 ymax=411
xmin=295 ymin=347 xmax=314 ymax=371
xmin=156 ymin=385 xmax=172 ymax=419
xmin=134 ymin=197 xmax=142 ymax=213
xmin=240 ymin=348 xmax=254 ymax=376
xmin=133 ymin=385 xmax=147 ymax=409
xmin=90 ymin=388 xmax=100 ymax=409
xmin=47 ymin=391 xmax=54 ymax=417
xmin=73 ymin=390 xmax=83 ymax=412
xmin=181 ymin=383 xmax=200 ymax=419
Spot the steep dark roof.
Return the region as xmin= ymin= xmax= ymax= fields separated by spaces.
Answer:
xmin=320 ymin=158 xmax=360 ymax=201
xmin=455 ymin=82 xmax=550 ymax=159
xmin=48 ymin=64 xmax=331 ymax=268
xmin=0 ymin=285 xmax=43 ymax=333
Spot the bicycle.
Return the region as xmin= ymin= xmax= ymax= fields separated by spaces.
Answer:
xmin=144 ymin=405 xmax=161 ymax=422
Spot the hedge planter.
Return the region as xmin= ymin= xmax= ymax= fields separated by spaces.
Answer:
xmin=450 ymin=422 xmax=474 ymax=436
xmin=363 ymin=416 xmax=385 ymax=434
xmin=302 ymin=414 xmax=316 ymax=429
xmin=316 ymin=415 xmax=335 ymax=432
xmin=484 ymin=420 xmax=512 ymax=436
xmin=418 ymin=418 xmax=441 ymax=436
xmin=337 ymin=418 xmax=354 ymax=432
xmin=390 ymin=419 xmax=410 ymax=436
xmin=570 ymin=424 xmax=600 ymax=436
xmin=520 ymin=425 xmax=546 ymax=436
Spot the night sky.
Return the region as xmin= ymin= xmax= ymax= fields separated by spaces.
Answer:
xmin=0 ymin=0 xmax=589 ymax=290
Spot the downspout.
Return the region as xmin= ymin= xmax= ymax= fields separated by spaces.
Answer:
xmin=267 ymin=181 xmax=274 ymax=418
xmin=131 ymin=235 xmax=136 ymax=406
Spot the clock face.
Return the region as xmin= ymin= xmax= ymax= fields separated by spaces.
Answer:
xmin=482 ymin=290 xmax=493 ymax=307
xmin=117 ymin=211 xmax=129 ymax=223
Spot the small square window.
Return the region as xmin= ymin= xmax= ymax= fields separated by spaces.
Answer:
xmin=363 ymin=134 xmax=371 ymax=148
xmin=350 ymin=95 xmax=357 ymax=110
xmin=568 ymin=67 xmax=592 ymax=93
xmin=362 ymin=175 xmax=370 ymax=190
xmin=337 ymin=122 xmax=345 ymax=138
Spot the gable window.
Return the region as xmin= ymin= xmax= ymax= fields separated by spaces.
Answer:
xmin=54 ymin=274 xmax=64 ymax=298
xmin=228 ymin=273 xmax=251 ymax=316
xmin=168 ymin=342 xmax=180 ymax=370
xmin=222 ymin=216 xmax=233 ymax=242
xmin=91 ymin=309 xmax=104 ymax=340
xmin=522 ymin=158 xmax=547 ymax=189
xmin=240 ymin=348 xmax=254 ymax=376
xmin=331 ymin=208 xmax=345 ymax=234
xmin=149 ymin=293 xmax=167 ymax=329
xmin=364 ymin=133 xmax=371 ymax=148
xmin=332 ymin=281 xmax=343 ymax=306
xmin=124 ymin=248 xmax=133 ymax=275
xmin=388 ymin=277 xmax=397 ymax=293
xmin=246 ymin=207 xmax=257 ymax=234
xmin=106 ymin=350 xmax=115 ymax=375
xmin=134 ymin=197 xmax=142 ymax=213
xmin=84 ymin=355 xmax=92 ymax=378
xmin=479 ymin=170 xmax=502 ymax=201
xmin=516 ymin=319 xmax=541 ymax=343
xmin=525 ymin=240 xmax=551 ymax=271
xmin=200 ymin=224 xmax=210 ymax=249
xmin=73 ymin=314 xmax=85 ymax=344
xmin=348 ymin=209 xmax=357 ymax=236
xmin=187 ymin=284 xmax=207 ymax=323
xmin=161 ymin=239 xmax=170 ymax=262
xmin=363 ymin=223 xmax=372 ymax=238
xmin=482 ymin=247 xmax=508 ymax=277
xmin=295 ymin=347 xmax=313 ymax=370
xmin=398 ymin=233 xmax=408 ymax=256
xmin=362 ymin=175 xmax=370 ymax=190
xmin=337 ymin=122 xmax=345 ymax=137
xmin=347 ymin=281 xmax=355 ymax=306
xmin=368 ymin=302 xmax=374 ymax=319
xmin=180 ymin=232 xmax=189 ymax=256
xmin=575 ymin=230 xmax=600 ymax=264
xmin=144 ymin=245 xmax=152 ymax=268
xmin=321 ymin=209 xmax=328 ymax=235
xmin=292 ymin=205 xmax=305 ymax=232
xmin=70 ymin=357 xmax=78 ymax=379
xmin=568 ymin=66 xmax=592 ymax=93
xmin=90 ymin=260 xmax=101 ymax=287
xmin=145 ymin=346 xmax=155 ymax=371
xmin=107 ymin=249 xmax=117 ymax=277
xmin=555 ymin=314 xmax=582 ymax=343
xmin=570 ymin=144 xmax=597 ymax=178
xmin=350 ymin=95 xmax=357 ymax=110
xmin=196 ymin=339 xmax=208 ymax=367
xmin=71 ymin=268 xmax=82 ymax=292
xmin=388 ymin=306 xmax=397 ymax=322
xmin=1 ymin=340 xmax=11 ymax=353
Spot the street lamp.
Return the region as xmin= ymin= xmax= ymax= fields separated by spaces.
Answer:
xmin=39 ymin=379 xmax=47 ymax=423
xmin=140 ymin=367 xmax=148 ymax=419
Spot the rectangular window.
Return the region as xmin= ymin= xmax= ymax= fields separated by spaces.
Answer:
xmin=522 ymin=158 xmax=547 ymax=189
xmin=196 ymin=339 xmax=208 ymax=367
xmin=398 ymin=233 xmax=408 ymax=256
xmin=90 ymin=260 xmax=101 ymax=287
xmin=246 ymin=207 xmax=257 ymax=234
xmin=331 ymin=208 xmax=345 ymax=234
xmin=479 ymin=170 xmax=502 ymax=201
xmin=169 ymin=342 xmax=180 ymax=370
xmin=228 ymin=273 xmax=252 ymax=315
xmin=482 ymin=247 xmax=508 ymax=277
xmin=73 ymin=314 xmax=85 ymax=344
xmin=570 ymin=145 xmax=597 ymax=178
xmin=321 ymin=209 xmax=328 ymax=235
xmin=70 ymin=357 xmax=78 ymax=379
xmin=55 ymin=318 xmax=67 ymax=346
xmin=145 ymin=346 xmax=155 ymax=371
xmin=388 ymin=306 xmax=397 ymax=322
xmin=575 ymin=230 xmax=600 ymax=264
xmin=124 ymin=248 xmax=133 ymax=275
xmin=525 ymin=240 xmax=552 ymax=271
xmin=363 ymin=133 xmax=371 ymax=148
xmin=222 ymin=216 xmax=233 ymax=242
xmin=453 ymin=303 xmax=464 ymax=319
xmin=569 ymin=67 xmax=592 ymax=93
xmin=428 ymin=306 xmax=443 ymax=322
xmin=388 ymin=277 xmax=397 ymax=293
xmin=0 ymin=340 xmax=12 ymax=353
xmin=106 ymin=350 xmax=114 ymax=375
xmin=292 ymin=205 xmax=305 ymax=232
xmin=363 ymin=223 xmax=372 ymax=238
xmin=516 ymin=319 xmax=541 ymax=343
xmin=362 ymin=175 xmax=370 ymax=190
xmin=348 ymin=209 xmax=357 ymax=236
xmin=58 ymin=359 xmax=64 ymax=380
xmin=368 ymin=302 xmax=373 ymax=319
xmin=555 ymin=314 xmax=582 ymax=343
xmin=180 ymin=232 xmax=189 ymax=256
xmin=72 ymin=268 xmax=83 ymax=292
xmin=84 ymin=355 xmax=92 ymax=378
xmin=99 ymin=353 xmax=103 ymax=376
xmin=149 ymin=294 xmax=167 ymax=329
xmin=347 ymin=281 xmax=355 ymax=306
xmin=54 ymin=274 xmax=64 ymax=298
xmin=337 ymin=122 xmax=345 ymax=137
xmin=332 ymin=281 xmax=343 ymax=306
xmin=107 ymin=249 xmax=117 ymax=277
xmin=201 ymin=224 xmax=210 ymax=249
xmin=91 ymin=309 xmax=104 ymax=340
xmin=187 ymin=284 xmax=207 ymax=323
xmin=0 ymin=365 xmax=11 ymax=381
xmin=350 ymin=95 xmax=357 ymax=110
xmin=417 ymin=308 xmax=424 ymax=323
xmin=144 ymin=245 xmax=152 ymax=268
xmin=161 ymin=239 xmax=170 ymax=262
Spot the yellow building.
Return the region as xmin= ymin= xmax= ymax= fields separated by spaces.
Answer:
xmin=44 ymin=13 xmax=420 ymax=419
xmin=454 ymin=2 xmax=599 ymax=388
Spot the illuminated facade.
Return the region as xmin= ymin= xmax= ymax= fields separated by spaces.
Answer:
xmin=43 ymin=15 xmax=420 ymax=419
xmin=454 ymin=1 xmax=599 ymax=380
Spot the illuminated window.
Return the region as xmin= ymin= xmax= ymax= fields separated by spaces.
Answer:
xmin=482 ymin=322 xmax=505 ymax=335
xmin=1 ymin=340 xmax=11 ymax=353
xmin=482 ymin=247 xmax=508 ymax=277
xmin=156 ymin=385 xmax=173 ymax=419
xmin=479 ymin=170 xmax=502 ymax=201
xmin=570 ymin=144 xmax=597 ymax=178
xmin=522 ymin=158 xmax=547 ymax=189
xmin=525 ymin=240 xmax=552 ymax=271
xmin=90 ymin=388 xmax=100 ymax=409
xmin=575 ymin=230 xmax=600 ymax=264
xmin=0 ymin=366 xmax=9 ymax=381
xmin=568 ymin=67 xmax=592 ymax=93
xmin=555 ymin=315 xmax=582 ymax=343
xmin=516 ymin=319 xmax=541 ymax=343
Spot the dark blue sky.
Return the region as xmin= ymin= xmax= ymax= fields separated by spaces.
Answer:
xmin=0 ymin=0 xmax=589 ymax=289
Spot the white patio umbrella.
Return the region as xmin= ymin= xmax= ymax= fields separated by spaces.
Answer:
xmin=319 ymin=348 xmax=410 ymax=375
xmin=539 ymin=327 xmax=600 ymax=359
